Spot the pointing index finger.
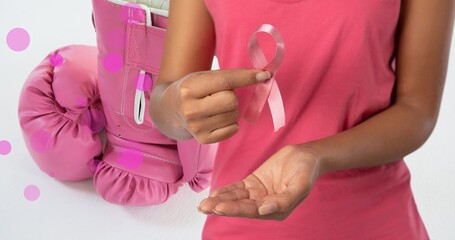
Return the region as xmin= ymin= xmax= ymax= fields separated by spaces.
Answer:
xmin=193 ymin=69 xmax=271 ymax=98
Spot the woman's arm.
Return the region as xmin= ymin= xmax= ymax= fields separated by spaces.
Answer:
xmin=306 ymin=0 xmax=455 ymax=175
xmin=198 ymin=0 xmax=455 ymax=220
xmin=150 ymin=0 xmax=271 ymax=142
xmin=150 ymin=0 xmax=216 ymax=139
xmin=157 ymin=0 xmax=215 ymax=84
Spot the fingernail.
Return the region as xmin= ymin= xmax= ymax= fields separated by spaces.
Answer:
xmin=256 ymin=71 xmax=271 ymax=82
xmin=212 ymin=209 xmax=226 ymax=216
xmin=197 ymin=206 xmax=210 ymax=215
xmin=258 ymin=203 xmax=278 ymax=215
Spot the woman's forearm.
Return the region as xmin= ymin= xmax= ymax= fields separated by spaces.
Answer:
xmin=302 ymin=100 xmax=438 ymax=175
xmin=306 ymin=0 xmax=455 ymax=176
xmin=150 ymin=0 xmax=217 ymax=140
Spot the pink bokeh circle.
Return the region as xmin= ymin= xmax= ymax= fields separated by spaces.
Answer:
xmin=50 ymin=53 xmax=64 ymax=67
xmin=7 ymin=28 xmax=30 ymax=52
xmin=134 ymin=72 xmax=153 ymax=91
xmin=80 ymin=108 xmax=106 ymax=134
xmin=24 ymin=185 xmax=40 ymax=201
xmin=0 ymin=140 xmax=12 ymax=155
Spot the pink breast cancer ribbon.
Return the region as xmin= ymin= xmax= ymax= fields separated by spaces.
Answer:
xmin=244 ymin=24 xmax=285 ymax=132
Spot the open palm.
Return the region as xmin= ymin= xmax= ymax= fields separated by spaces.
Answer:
xmin=198 ymin=145 xmax=323 ymax=221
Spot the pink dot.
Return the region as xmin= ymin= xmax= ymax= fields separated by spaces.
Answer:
xmin=116 ymin=149 xmax=144 ymax=170
xmin=6 ymin=28 xmax=30 ymax=52
xmin=103 ymin=53 xmax=123 ymax=72
xmin=80 ymin=108 xmax=106 ymax=133
xmin=24 ymin=185 xmax=40 ymax=201
xmin=30 ymin=130 xmax=52 ymax=153
xmin=48 ymin=172 xmax=56 ymax=178
xmin=134 ymin=73 xmax=153 ymax=91
xmin=49 ymin=53 xmax=64 ymax=67
xmin=0 ymin=140 xmax=12 ymax=155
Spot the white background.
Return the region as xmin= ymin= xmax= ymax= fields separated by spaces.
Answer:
xmin=1 ymin=1 xmax=454 ymax=239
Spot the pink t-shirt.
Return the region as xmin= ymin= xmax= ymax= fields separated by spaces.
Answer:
xmin=202 ymin=0 xmax=429 ymax=239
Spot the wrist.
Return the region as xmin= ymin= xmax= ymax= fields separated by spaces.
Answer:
xmin=150 ymin=83 xmax=193 ymax=140
xmin=296 ymin=142 xmax=332 ymax=177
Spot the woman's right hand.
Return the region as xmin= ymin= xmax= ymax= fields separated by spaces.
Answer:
xmin=151 ymin=69 xmax=271 ymax=144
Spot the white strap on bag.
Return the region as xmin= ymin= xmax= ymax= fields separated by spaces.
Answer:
xmin=134 ymin=70 xmax=147 ymax=125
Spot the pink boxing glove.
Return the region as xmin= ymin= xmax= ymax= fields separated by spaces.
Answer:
xmin=177 ymin=140 xmax=218 ymax=193
xmin=92 ymin=0 xmax=217 ymax=206
xmin=18 ymin=45 xmax=106 ymax=181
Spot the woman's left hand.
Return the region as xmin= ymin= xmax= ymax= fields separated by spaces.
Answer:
xmin=198 ymin=144 xmax=325 ymax=221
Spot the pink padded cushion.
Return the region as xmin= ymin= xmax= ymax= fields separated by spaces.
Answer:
xmin=18 ymin=45 xmax=105 ymax=181
xmin=93 ymin=131 xmax=184 ymax=205
xmin=94 ymin=161 xmax=182 ymax=205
